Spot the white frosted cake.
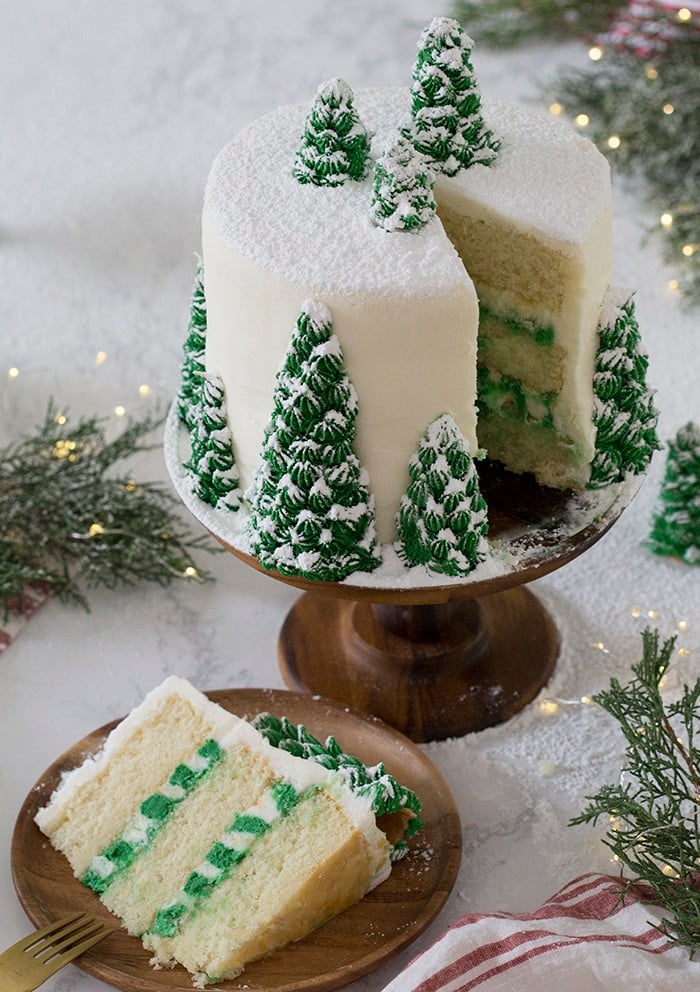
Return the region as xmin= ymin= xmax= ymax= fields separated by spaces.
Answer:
xmin=177 ymin=18 xmax=657 ymax=583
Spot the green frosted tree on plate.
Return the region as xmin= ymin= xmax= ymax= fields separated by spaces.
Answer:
xmin=293 ymin=77 xmax=371 ymax=187
xmin=401 ymin=16 xmax=500 ymax=177
xmin=247 ymin=299 xmax=382 ymax=580
xmin=396 ymin=413 xmax=488 ymax=576
xmin=648 ymin=422 xmax=700 ymax=565
xmin=178 ymin=265 xmax=207 ymax=431
xmin=187 ymin=372 xmax=241 ymax=512
xmin=589 ymin=292 xmax=660 ymax=489
xmin=369 ymin=135 xmax=436 ymax=232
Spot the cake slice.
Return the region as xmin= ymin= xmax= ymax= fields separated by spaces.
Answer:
xmin=35 ymin=677 xmax=420 ymax=985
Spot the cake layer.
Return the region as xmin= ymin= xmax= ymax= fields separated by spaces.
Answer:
xmin=145 ymin=787 xmax=378 ymax=982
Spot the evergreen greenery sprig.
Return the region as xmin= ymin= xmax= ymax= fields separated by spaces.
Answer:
xmin=571 ymin=629 xmax=700 ymax=953
xmin=553 ymin=33 xmax=700 ymax=305
xmin=0 ymin=403 xmax=214 ymax=619
xmin=451 ymin=0 xmax=622 ymax=47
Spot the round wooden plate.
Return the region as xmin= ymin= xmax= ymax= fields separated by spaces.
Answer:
xmin=12 ymin=689 xmax=462 ymax=992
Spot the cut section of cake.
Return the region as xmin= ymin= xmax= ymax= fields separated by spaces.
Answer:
xmin=35 ymin=677 xmax=420 ymax=985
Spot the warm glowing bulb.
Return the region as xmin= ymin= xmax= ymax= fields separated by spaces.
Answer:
xmin=138 ymin=384 xmax=151 ymax=397
xmin=114 ymin=405 xmax=126 ymax=417
xmin=575 ymin=113 xmax=590 ymax=127
xmin=648 ymin=609 xmax=659 ymax=619
xmin=678 ymin=620 xmax=688 ymax=632
xmin=184 ymin=566 xmax=198 ymax=578
xmin=660 ymin=211 xmax=674 ymax=227
xmin=549 ymin=102 xmax=563 ymax=115
xmin=607 ymin=134 xmax=621 ymax=149
xmin=589 ymin=46 xmax=603 ymax=61
xmin=678 ymin=647 xmax=691 ymax=657
xmin=95 ymin=350 xmax=108 ymax=365
xmin=54 ymin=413 xmax=67 ymax=425
xmin=668 ymin=278 xmax=679 ymax=291
xmin=89 ymin=522 xmax=105 ymax=537
xmin=682 ymin=243 xmax=697 ymax=256
xmin=581 ymin=695 xmax=594 ymax=705
xmin=631 ymin=605 xmax=641 ymax=618
xmin=663 ymin=103 xmax=675 ymax=115
xmin=539 ymin=699 xmax=560 ymax=715
xmin=645 ymin=65 xmax=658 ymax=79
xmin=677 ymin=7 xmax=692 ymax=21
xmin=8 ymin=366 xmax=19 ymax=379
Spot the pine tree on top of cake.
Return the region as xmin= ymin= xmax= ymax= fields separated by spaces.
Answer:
xmin=402 ymin=17 xmax=500 ymax=177
xmin=178 ymin=265 xmax=207 ymax=431
xmin=648 ymin=422 xmax=700 ymax=565
xmin=589 ymin=293 xmax=660 ymax=489
xmin=293 ymin=77 xmax=371 ymax=187
xmin=187 ymin=372 xmax=241 ymax=512
xmin=370 ymin=135 xmax=436 ymax=232
xmin=396 ymin=414 xmax=488 ymax=577
xmin=247 ymin=300 xmax=382 ymax=581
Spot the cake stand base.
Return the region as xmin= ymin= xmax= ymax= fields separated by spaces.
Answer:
xmin=278 ymin=586 xmax=559 ymax=742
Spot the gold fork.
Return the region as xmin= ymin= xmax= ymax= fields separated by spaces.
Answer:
xmin=0 ymin=912 xmax=112 ymax=992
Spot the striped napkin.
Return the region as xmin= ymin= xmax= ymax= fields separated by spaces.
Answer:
xmin=383 ymin=873 xmax=700 ymax=991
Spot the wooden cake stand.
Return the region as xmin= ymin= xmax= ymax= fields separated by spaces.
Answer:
xmin=165 ymin=408 xmax=640 ymax=743
xmin=212 ymin=479 xmax=638 ymax=743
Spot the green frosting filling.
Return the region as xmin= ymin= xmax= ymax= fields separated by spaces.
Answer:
xmin=81 ymin=739 xmax=223 ymax=895
xmin=253 ymin=714 xmax=423 ymax=852
xmin=479 ymin=303 xmax=556 ymax=348
xmin=149 ymin=780 xmax=302 ymax=939
xmin=477 ymin=364 xmax=556 ymax=429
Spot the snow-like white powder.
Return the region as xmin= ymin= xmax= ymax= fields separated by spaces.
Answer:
xmin=203 ymin=89 xmax=608 ymax=299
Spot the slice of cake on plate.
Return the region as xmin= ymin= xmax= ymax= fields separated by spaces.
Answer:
xmin=35 ymin=676 xmax=421 ymax=985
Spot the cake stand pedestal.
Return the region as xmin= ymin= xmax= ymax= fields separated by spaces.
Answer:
xmin=213 ymin=465 xmax=639 ymax=742
xmin=165 ymin=406 xmax=641 ymax=742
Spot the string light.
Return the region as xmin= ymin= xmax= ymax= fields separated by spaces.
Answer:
xmin=184 ymin=566 xmax=198 ymax=578
xmin=8 ymin=366 xmax=20 ymax=380
xmin=677 ymin=7 xmax=692 ymax=21
xmin=114 ymin=405 xmax=126 ymax=417
xmin=631 ymin=606 xmax=641 ymax=618
xmin=54 ymin=412 xmax=67 ymax=425
xmin=575 ymin=113 xmax=590 ymax=128
xmin=660 ymin=212 xmax=674 ymax=227
xmin=607 ymin=135 xmax=621 ymax=149
xmin=668 ymin=279 xmax=680 ymax=291
xmin=592 ymin=642 xmax=609 ymax=654
xmin=125 ymin=479 xmax=137 ymax=492
xmin=645 ymin=65 xmax=658 ymax=80
xmin=588 ymin=46 xmax=603 ymax=61
xmin=581 ymin=695 xmax=594 ymax=705
xmin=663 ymin=103 xmax=675 ymax=115
xmin=95 ymin=351 xmax=108 ymax=366
xmin=539 ymin=699 xmax=560 ymax=715
xmin=89 ymin=522 xmax=105 ymax=537
xmin=53 ymin=439 xmax=76 ymax=460
xmin=682 ymin=243 xmax=698 ymax=257
xmin=678 ymin=620 xmax=688 ymax=633
xmin=549 ymin=102 xmax=563 ymax=115
xmin=648 ymin=609 xmax=660 ymax=619
xmin=138 ymin=384 xmax=151 ymax=397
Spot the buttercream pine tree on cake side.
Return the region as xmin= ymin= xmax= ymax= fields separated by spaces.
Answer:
xmin=248 ymin=300 xmax=382 ymax=581
xmin=370 ymin=135 xmax=437 ymax=232
xmin=402 ymin=17 xmax=500 ymax=177
xmin=187 ymin=373 xmax=242 ymax=512
xmin=293 ymin=77 xmax=371 ymax=187
xmin=648 ymin=422 xmax=700 ymax=565
xmin=589 ymin=292 xmax=660 ymax=489
xmin=178 ymin=265 xmax=207 ymax=430
xmin=396 ymin=414 xmax=488 ymax=577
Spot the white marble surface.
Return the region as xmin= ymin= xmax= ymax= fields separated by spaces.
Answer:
xmin=1 ymin=2 xmax=699 ymax=990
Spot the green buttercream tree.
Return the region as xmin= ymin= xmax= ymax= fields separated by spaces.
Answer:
xmin=396 ymin=414 xmax=488 ymax=576
xmin=369 ymin=135 xmax=436 ymax=232
xmin=589 ymin=293 xmax=660 ymax=489
xmin=293 ymin=77 xmax=371 ymax=187
xmin=402 ymin=16 xmax=500 ymax=177
xmin=648 ymin=422 xmax=700 ymax=565
xmin=248 ymin=300 xmax=382 ymax=580
xmin=178 ymin=265 xmax=207 ymax=431
xmin=188 ymin=373 xmax=241 ymax=512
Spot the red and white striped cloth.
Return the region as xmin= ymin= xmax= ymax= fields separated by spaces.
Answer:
xmin=383 ymin=873 xmax=700 ymax=991
xmin=0 ymin=584 xmax=54 ymax=655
